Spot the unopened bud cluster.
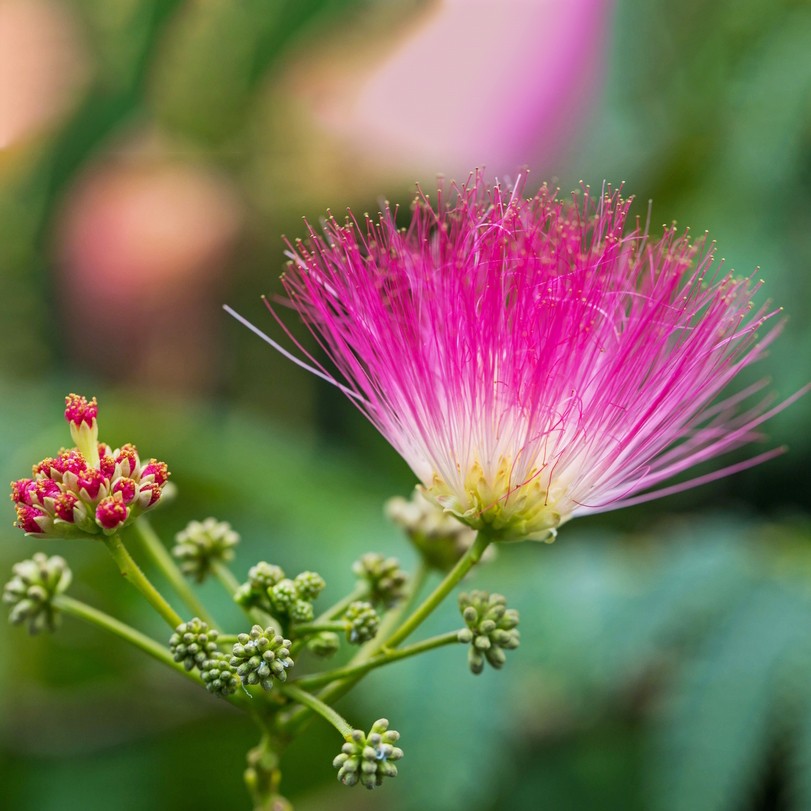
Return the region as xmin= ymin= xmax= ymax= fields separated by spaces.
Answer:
xmin=344 ymin=601 xmax=379 ymax=644
xmin=386 ymin=489 xmax=480 ymax=571
xmin=333 ymin=719 xmax=403 ymax=789
xmin=230 ymin=625 xmax=294 ymax=691
xmin=173 ymin=518 xmax=239 ymax=582
xmin=3 ymin=553 xmax=72 ymax=634
xmin=307 ymin=631 xmax=341 ymax=658
xmin=353 ymin=553 xmax=407 ymax=608
xmin=236 ymin=563 xmax=325 ymax=625
xmin=10 ymin=395 xmax=169 ymax=539
xmin=169 ymin=617 xmax=241 ymax=697
xmin=200 ymin=654 xmax=241 ymax=697
xmin=169 ymin=617 xmax=220 ymax=670
xmin=458 ymin=591 xmax=520 ymax=674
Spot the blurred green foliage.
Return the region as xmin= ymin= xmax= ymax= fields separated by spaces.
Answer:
xmin=1 ymin=0 xmax=810 ymax=809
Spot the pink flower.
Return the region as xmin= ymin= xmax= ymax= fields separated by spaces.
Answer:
xmin=10 ymin=394 xmax=170 ymax=538
xmin=233 ymin=174 xmax=797 ymax=542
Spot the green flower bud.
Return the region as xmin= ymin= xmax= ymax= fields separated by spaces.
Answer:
xmin=169 ymin=618 xmax=219 ymax=671
xmin=235 ymin=562 xmax=286 ymax=609
xmin=266 ymin=571 xmax=325 ymax=625
xmin=294 ymin=571 xmax=325 ymax=601
xmin=458 ymin=591 xmax=520 ymax=674
xmin=3 ymin=553 xmax=72 ymax=634
xmin=289 ymin=599 xmax=314 ymax=623
xmin=172 ymin=518 xmax=239 ymax=582
xmin=352 ymin=553 xmax=408 ymax=608
xmin=230 ymin=625 xmax=294 ymax=691
xmin=270 ymin=579 xmax=298 ymax=613
xmin=307 ymin=631 xmax=340 ymax=659
xmin=344 ymin=601 xmax=379 ymax=644
xmin=200 ymin=652 xmax=241 ymax=697
xmin=333 ymin=718 xmax=403 ymax=789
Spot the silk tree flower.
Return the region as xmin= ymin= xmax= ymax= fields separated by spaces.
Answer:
xmin=230 ymin=174 xmax=796 ymax=542
xmin=10 ymin=394 xmax=169 ymax=538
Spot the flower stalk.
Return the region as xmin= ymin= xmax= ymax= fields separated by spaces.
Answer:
xmin=384 ymin=531 xmax=491 ymax=649
xmin=102 ymin=534 xmax=183 ymax=628
xmin=53 ymin=594 xmax=192 ymax=678
xmin=280 ymin=684 xmax=354 ymax=739
xmin=291 ymin=631 xmax=462 ymax=691
xmin=131 ymin=517 xmax=216 ymax=626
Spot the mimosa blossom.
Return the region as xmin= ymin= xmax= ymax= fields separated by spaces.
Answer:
xmin=234 ymin=175 xmax=793 ymax=541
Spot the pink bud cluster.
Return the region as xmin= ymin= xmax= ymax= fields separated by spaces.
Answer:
xmin=10 ymin=395 xmax=169 ymax=538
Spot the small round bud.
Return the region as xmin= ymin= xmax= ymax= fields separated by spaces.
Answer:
xmin=200 ymin=653 xmax=241 ymax=697
xmin=458 ymin=591 xmax=520 ymax=674
xmin=352 ymin=553 xmax=408 ymax=608
xmin=307 ymin=631 xmax=341 ymax=659
xmin=169 ymin=618 xmax=220 ymax=671
xmin=344 ymin=601 xmax=380 ymax=644
xmin=173 ymin=518 xmax=240 ymax=583
xmin=95 ymin=494 xmax=129 ymax=532
xmin=333 ymin=718 xmax=403 ymax=789
xmin=230 ymin=625 xmax=294 ymax=691
xmin=3 ymin=553 xmax=72 ymax=634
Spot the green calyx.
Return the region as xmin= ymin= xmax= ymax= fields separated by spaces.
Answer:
xmin=457 ymin=591 xmax=520 ymax=674
xmin=333 ymin=718 xmax=403 ymax=789
xmin=3 ymin=553 xmax=72 ymax=634
xmin=230 ymin=625 xmax=294 ymax=691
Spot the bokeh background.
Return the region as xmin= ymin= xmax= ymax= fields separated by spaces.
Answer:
xmin=1 ymin=1 xmax=810 ymax=809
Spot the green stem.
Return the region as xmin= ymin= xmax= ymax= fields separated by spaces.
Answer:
xmin=131 ymin=518 xmax=217 ymax=626
xmin=245 ymin=730 xmax=289 ymax=811
xmin=54 ymin=595 xmax=195 ymax=681
xmin=279 ymin=684 xmax=354 ymax=739
xmin=289 ymin=585 xmax=368 ymax=656
xmin=291 ymin=631 xmax=461 ymax=691
xmin=312 ymin=583 xmax=368 ymax=625
xmin=102 ymin=534 xmax=183 ymax=628
xmin=212 ymin=558 xmax=243 ymax=597
xmin=356 ymin=559 xmax=430 ymax=661
xmin=281 ymin=545 xmax=483 ymax=735
xmin=292 ymin=621 xmax=346 ymax=637
xmin=385 ymin=531 xmax=491 ymax=649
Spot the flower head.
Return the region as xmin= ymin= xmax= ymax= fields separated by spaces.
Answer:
xmin=173 ymin=517 xmax=240 ymax=582
xmin=10 ymin=394 xmax=170 ymax=538
xmin=333 ymin=718 xmax=403 ymax=789
xmin=3 ymin=553 xmax=72 ymax=634
xmin=239 ymin=174 xmax=793 ymax=542
xmin=457 ymin=591 xmax=520 ymax=674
